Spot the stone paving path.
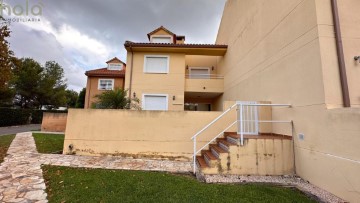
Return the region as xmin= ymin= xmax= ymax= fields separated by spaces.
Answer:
xmin=0 ymin=132 xmax=192 ymax=203
xmin=0 ymin=132 xmax=47 ymax=203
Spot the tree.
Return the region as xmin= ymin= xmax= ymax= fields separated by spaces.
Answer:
xmin=37 ymin=61 xmax=67 ymax=109
xmin=75 ymin=88 xmax=86 ymax=108
xmin=92 ymin=88 xmax=140 ymax=110
xmin=65 ymin=90 xmax=78 ymax=108
xmin=13 ymin=59 xmax=68 ymax=109
xmin=13 ymin=58 xmax=43 ymax=108
xmin=0 ymin=16 xmax=18 ymax=106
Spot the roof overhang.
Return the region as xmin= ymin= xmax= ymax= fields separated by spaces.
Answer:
xmin=124 ymin=43 xmax=228 ymax=56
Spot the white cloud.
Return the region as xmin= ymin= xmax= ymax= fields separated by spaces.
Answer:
xmin=9 ymin=17 xmax=117 ymax=92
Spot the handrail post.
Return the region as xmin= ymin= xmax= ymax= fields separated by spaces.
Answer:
xmin=193 ymin=137 xmax=196 ymax=174
xmin=240 ymin=103 xmax=244 ymax=146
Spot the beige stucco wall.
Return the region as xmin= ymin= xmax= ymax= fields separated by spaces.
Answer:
xmin=63 ymin=108 xmax=237 ymax=160
xmin=125 ymin=52 xmax=186 ymax=111
xmin=41 ymin=113 xmax=67 ymax=132
xmin=315 ymin=0 xmax=360 ymax=108
xmin=85 ymin=77 xmax=125 ymax=109
xmin=185 ymin=55 xmax=220 ymax=75
xmin=216 ymin=0 xmax=360 ymax=201
xmin=202 ymin=138 xmax=294 ymax=176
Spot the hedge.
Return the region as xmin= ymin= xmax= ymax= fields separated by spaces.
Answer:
xmin=0 ymin=108 xmax=67 ymax=127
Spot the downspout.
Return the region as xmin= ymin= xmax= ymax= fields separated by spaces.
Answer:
xmin=128 ymin=46 xmax=134 ymax=99
xmin=330 ymin=0 xmax=351 ymax=107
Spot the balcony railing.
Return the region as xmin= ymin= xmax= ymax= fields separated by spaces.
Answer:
xmin=185 ymin=74 xmax=224 ymax=79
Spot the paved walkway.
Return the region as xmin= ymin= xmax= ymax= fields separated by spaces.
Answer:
xmin=0 ymin=125 xmax=41 ymax=136
xmin=0 ymin=133 xmax=47 ymax=203
xmin=0 ymin=132 xmax=192 ymax=203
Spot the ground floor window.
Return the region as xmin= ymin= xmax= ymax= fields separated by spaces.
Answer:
xmin=142 ymin=94 xmax=168 ymax=111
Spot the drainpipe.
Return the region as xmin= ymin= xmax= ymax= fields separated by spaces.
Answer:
xmin=128 ymin=46 xmax=134 ymax=99
xmin=331 ymin=0 xmax=351 ymax=107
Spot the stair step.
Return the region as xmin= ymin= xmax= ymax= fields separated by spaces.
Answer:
xmin=218 ymin=138 xmax=236 ymax=147
xmin=210 ymin=144 xmax=227 ymax=153
xmin=202 ymin=150 xmax=217 ymax=160
xmin=227 ymin=136 xmax=239 ymax=144
xmin=196 ymin=156 xmax=208 ymax=168
xmin=224 ymin=132 xmax=240 ymax=139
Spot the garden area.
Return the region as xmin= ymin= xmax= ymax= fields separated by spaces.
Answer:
xmin=0 ymin=134 xmax=15 ymax=163
xmin=42 ymin=166 xmax=317 ymax=203
xmin=33 ymin=133 xmax=65 ymax=154
xmin=0 ymin=133 xmax=319 ymax=202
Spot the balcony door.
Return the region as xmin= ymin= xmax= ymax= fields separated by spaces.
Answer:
xmin=189 ymin=67 xmax=210 ymax=79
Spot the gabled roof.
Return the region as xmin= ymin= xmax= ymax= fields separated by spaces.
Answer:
xmin=106 ymin=57 xmax=126 ymax=65
xmin=85 ymin=67 xmax=125 ymax=77
xmin=147 ymin=26 xmax=176 ymax=40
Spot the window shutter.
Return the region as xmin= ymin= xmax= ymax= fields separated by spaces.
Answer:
xmin=144 ymin=95 xmax=167 ymax=111
xmin=145 ymin=57 xmax=168 ymax=73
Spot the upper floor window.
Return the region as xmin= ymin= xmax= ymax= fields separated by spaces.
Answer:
xmin=189 ymin=67 xmax=211 ymax=79
xmin=151 ymin=35 xmax=172 ymax=43
xmin=98 ymin=79 xmax=114 ymax=90
xmin=108 ymin=63 xmax=123 ymax=70
xmin=144 ymin=55 xmax=169 ymax=74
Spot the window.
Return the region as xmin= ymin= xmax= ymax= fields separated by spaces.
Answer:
xmin=108 ymin=63 xmax=123 ymax=70
xmin=144 ymin=56 xmax=169 ymax=73
xmin=151 ymin=35 xmax=172 ymax=43
xmin=142 ymin=94 xmax=168 ymax=111
xmin=98 ymin=79 xmax=114 ymax=90
xmin=189 ymin=67 xmax=210 ymax=79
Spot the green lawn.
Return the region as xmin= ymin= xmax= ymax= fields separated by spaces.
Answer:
xmin=42 ymin=165 xmax=317 ymax=203
xmin=0 ymin=134 xmax=15 ymax=163
xmin=32 ymin=133 xmax=64 ymax=154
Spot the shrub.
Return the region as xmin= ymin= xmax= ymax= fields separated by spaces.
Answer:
xmin=0 ymin=108 xmax=67 ymax=127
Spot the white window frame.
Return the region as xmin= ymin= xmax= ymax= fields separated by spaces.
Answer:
xmin=98 ymin=79 xmax=115 ymax=91
xmin=142 ymin=94 xmax=169 ymax=111
xmin=189 ymin=67 xmax=211 ymax=79
xmin=144 ymin=55 xmax=170 ymax=74
xmin=150 ymin=35 xmax=173 ymax=43
xmin=108 ymin=63 xmax=123 ymax=70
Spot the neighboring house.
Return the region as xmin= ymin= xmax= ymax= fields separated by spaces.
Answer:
xmin=124 ymin=26 xmax=227 ymax=111
xmin=84 ymin=57 xmax=126 ymax=108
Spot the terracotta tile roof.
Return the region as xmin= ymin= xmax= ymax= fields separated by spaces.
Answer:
xmin=147 ymin=26 xmax=176 ymax=40
xmin=124 ymin=41 xmax=228 ymax=49
xmin=85 ymin=67 xmax=125 ymax=77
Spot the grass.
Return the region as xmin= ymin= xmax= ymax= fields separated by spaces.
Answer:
xmin=32 ymin=133 xmax=64 ymax=154
xmin=42 ymin=165 xmax=317 ymax=203
xmin=0 ymin=134 xmax=15 ymax=163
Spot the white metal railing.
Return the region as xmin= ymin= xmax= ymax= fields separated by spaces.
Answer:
xmin=185 ymin=74 xmax=224 ymax=79
xmin=236 ymin=102 xmax=292 ymax=146
xmin=191 ymin=102 xmax=292 ymax=174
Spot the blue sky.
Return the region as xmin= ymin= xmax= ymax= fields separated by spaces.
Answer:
xmin=6 ymin=0 xmax=226 ymax=91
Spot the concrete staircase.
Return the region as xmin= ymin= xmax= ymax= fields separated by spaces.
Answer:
xmin=196 ymin=132 xmax=294 ymax=175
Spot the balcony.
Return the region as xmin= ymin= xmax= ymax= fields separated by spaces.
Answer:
xmin=185 ymin=74 xmax=224 ymax=93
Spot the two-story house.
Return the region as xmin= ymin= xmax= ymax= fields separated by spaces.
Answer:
xmin=84 ymin=57 xmax=126 ymax=108
xmin=124 ymin=26 xmax=227 ymax=111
